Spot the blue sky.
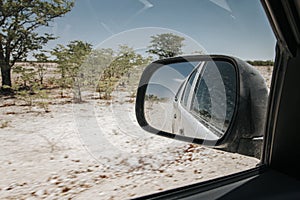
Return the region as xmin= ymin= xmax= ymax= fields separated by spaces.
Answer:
xmin=42 ymin=0 xmax=276 ymax=61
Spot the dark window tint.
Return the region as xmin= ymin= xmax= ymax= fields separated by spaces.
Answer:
xmin=191 ymin=61 xmax=237 ymax=133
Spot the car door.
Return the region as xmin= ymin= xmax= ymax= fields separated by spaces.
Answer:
xmin=175 ymin=67 xmax=199 ymax=137
xmin=173 ymin=59 xmax=238 ymax=141
xmin=134 ymin=0 xmax=300 ymax=199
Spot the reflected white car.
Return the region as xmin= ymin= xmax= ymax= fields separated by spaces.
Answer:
xmin=171 ymin=60 xmax=237 ymax=141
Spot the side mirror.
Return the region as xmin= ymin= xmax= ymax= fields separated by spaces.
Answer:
xmin=135 ymin=55 xmax=268 ymax=158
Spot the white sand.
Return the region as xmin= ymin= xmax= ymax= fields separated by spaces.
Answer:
xmin=0 ymin=66 xmax=270 ymax=199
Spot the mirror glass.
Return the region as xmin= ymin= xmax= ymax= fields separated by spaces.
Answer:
xmin=144 ymin=60 xmax=237 ymax=141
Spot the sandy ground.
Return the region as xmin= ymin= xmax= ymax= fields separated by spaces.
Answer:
xmin=0 ymin=66 xmax=271 ymax=200
xmin=255 ymin=66 xmax=273 ymax=88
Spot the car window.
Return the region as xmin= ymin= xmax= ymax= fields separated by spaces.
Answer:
xmin=191 ymin=66 xmax=211 ymax=120
xmin=191 ymin=61 xmax=237 ymax=132
xmin=0 ymin=0 xmax=275 ymax=199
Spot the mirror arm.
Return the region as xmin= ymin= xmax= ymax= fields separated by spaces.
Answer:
xmin=216 ymin=137 xmax=262 ymax=159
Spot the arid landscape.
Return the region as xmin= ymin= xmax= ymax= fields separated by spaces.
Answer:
xmin=0 ymin=1 xmax=277 ymax=199
xmin=0 ymin=65 xmax=272 ymax=200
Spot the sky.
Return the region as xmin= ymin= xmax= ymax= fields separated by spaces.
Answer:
xmin=40 ymin=0 xmax=276 ymax=61
xmin=148 ymin=61 xmax=199 ymax=98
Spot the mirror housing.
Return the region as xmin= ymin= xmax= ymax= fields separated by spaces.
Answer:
xmin=135 ymin=55 xmax=268 ymax=158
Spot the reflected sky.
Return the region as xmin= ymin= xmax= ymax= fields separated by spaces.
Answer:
xmin=147 ymin=61 xmax=200 ymax=98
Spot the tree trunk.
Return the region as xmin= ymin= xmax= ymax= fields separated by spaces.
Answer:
xmin=73 ymin=78 xmax=82 ymax=103
xmin=1 ymin=64 xmax=12 ymax=88
xmin=40 ymin=76 xmax=43 ymax=85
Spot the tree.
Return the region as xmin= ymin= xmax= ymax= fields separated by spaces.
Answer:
xmin=0 ymin=0 xmax=74 ymax=91
xmin=82 ymin=48 xmax=114 ymax=86
xmin=97 ymin=45 xmax=151 ymax=99
xmin=32 ymin=52 xmax=49 ymax=85
xmin=66 ymin=40 xmax=92 ymax=102
xmin=51 ymin=40 xmax=92 ymax=102
xmin=246 ymin=60 xmax=274 ymax=66
xmin=147 ymin=33 xmax=185 ymax=59
xmin=12 ymin=63 xmax=51 ymax=113
xmin=51 ymin=44 xmax=68 ymax=97
xmin=13 ymin=64 xmax=36 ymax=89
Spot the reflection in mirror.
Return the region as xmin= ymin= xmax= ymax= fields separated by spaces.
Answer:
xmin=144 ymin=60 xmax=237 ymax=141
xmin=144 ymin=61 xmax=199 ymax=133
